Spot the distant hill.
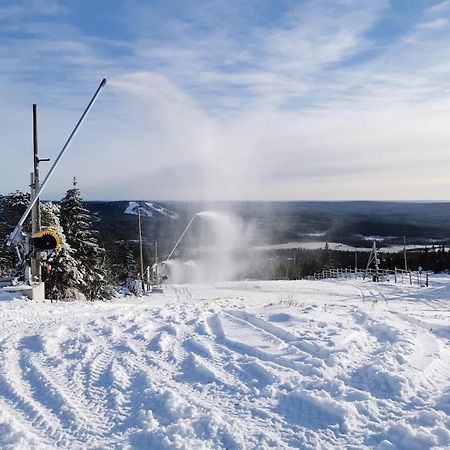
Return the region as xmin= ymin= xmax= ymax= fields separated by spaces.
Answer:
xmin=124 ymin=201 xmax=179 ymax=219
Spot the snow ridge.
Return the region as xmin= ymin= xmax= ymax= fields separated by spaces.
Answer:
xmin=124 ymin=201 xmax=179 ymax=219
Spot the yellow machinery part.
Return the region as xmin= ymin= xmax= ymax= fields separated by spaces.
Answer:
xmin=32 ymin=229 xmax=61 ymax=251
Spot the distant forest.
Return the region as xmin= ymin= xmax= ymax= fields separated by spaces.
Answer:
xmin=2 ymin=196 xmax=450 ymax=289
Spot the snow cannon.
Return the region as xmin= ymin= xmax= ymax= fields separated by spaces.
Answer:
xmin=3 ymin=78 xmax=107 ymax=302
xmin=31 ymin=230 xmax=61 ymax=252
xmin=8 ymin=78 xmax=107 ymax=249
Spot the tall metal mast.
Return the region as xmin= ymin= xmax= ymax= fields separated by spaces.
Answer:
xmin=8 ymin=78 xmax=107 ymax=246
xmin=31 ymin=104 xmax=44 ymax=281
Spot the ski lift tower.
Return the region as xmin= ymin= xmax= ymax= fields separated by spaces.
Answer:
xmin=3 ymin=78 xmax=107 ymax=302
xmin=364 ymin=241 xmax=381 ymax=281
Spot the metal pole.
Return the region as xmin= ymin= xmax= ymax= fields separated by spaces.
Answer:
xmin=155 ymin=241 xmax=159 ymax=285
xmin=8 ymin=78 xmax=107 ymax=245
xmin=31 ymin=104 xmax=41 ymax=282
xmin=138 ymin=206 xmax=145 ymax=291
xmin=25 ymin=172 xmax=34 ymax=285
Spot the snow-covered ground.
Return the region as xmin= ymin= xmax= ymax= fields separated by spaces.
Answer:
xmin=1 ymin=277 xmax=450 ymax=449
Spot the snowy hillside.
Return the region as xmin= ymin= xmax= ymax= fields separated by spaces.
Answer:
xmin=1 ymin=278 xmax=449 ymax=449
xmin=124 ymin=201 xmax=179 ymax=219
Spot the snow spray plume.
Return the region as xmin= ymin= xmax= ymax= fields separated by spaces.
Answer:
xmin=161 ymin=210 xmax=259 ymax=283
xmin=111 ymin=75 xmax=274 ymax=279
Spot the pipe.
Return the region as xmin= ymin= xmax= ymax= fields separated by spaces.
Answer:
xmin=162 ymin=214 xmax=197 ymax=268
xmin=8 ymin=78 xmax=107 ymax=245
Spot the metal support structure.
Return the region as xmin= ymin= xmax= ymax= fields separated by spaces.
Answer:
xmin=8 ymin=78 xmax=107 ymax=246
xmin=365 ymin=241 xmax=380 ymax=281
xmin=137 ymin=206 xmax=145 ymax=291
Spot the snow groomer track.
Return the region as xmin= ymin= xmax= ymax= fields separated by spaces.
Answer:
xmin=1 ymin=277 xmax=450 ymax=449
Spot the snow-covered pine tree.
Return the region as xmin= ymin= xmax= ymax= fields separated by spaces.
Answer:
xmin=60 ymin=186 xmax=113 ymax=300
xmin=40 ymin=202 xmax=86 ymax=300
xmin=113 ymin=240 xmax=142 ymax=296
xmin=0 ymin=220 xmax=14 ymax=275
xmin=123 ymin=241 xmax=138 ymax=279
xmin=1 ymin=191 xmax=31 ymax=228
xmin=0 ymin=191 xmax=31 ymax=276
xmin=0 ymin=197 xmax=11 ymax=275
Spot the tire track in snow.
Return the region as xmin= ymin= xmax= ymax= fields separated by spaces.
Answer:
xmin=124 ymin=339 xmax=291 ymax=448
xmin=0 ymin=344 xmax=78 ymax=448
xmin=391 ymin=311 xmax=450 ymax=398
xmin=208 ymin=312 xmax=327 ymax=377
xmin=98 ymin=308 xmax=295 ymax=448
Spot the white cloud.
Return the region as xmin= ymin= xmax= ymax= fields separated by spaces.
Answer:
xmin=0 ymin=0 xmax=67 ymax=20
xmin=417 ymin=18 xmax=448 ymax=29
xmin=427 ymin=0 xmax=450 ymax=14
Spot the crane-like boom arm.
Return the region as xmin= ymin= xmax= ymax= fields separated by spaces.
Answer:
xmin=8 ymin=78 xmax=107 ymax=246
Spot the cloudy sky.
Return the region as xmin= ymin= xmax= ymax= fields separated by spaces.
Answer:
xmin=1 ymin=0 xmax=450 ymax=201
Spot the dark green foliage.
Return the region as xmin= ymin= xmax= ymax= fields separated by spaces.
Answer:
xmin=60 ymin=188 xmax=113 ymax=300
xmin=110 ymin=240 xmax=138 ymax=282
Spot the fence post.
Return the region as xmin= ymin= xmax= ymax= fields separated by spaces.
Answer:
xmin=409 ymin=271 xmax=412 ymax=285
xmin=426 ymin=272 xmax=429 ymax=287
xmin=394 ymin=267 xmax=397 ymax=283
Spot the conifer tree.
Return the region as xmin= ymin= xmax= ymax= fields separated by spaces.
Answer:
xmin=0 ymin=221 xmax=14 ymax=275
xmin=60 ymin=184 xmax=113 ymax=300
xmin=322 ymin=242 xmax=331 ymax=268
xmin=1 ymin=191 xmax=31 ymax=228
xmin=40 ymin=202 xmax=85 ymax=300
xmin=0 ymin=191 xmax=31 ymax=276
xmin=111 ymin=240 xmax=142 ymax=296
xmin=123 ymin=241 xmax=138 ymax=280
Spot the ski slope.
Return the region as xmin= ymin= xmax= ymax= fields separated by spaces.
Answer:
xmin=1 ymin=277 xmax=450 ymax=449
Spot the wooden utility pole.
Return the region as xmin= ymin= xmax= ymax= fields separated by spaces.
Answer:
xmin=138 ymin=206 xmax=145 ymax=291
xmin=31 ymin=104 xmax=41 ymax=282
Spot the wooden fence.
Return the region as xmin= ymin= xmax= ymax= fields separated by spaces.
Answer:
xmin=305 ymin=267 xmax=429 ymax=287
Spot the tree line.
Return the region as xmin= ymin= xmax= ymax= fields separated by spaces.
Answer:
xmin=264 ymin=244 xmax=450 ymax=280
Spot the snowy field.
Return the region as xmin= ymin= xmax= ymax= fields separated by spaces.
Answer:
xmin=1 ymin=277 xmax=450 ymax=449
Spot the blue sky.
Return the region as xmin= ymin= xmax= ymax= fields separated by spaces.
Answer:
xmin=1 ymin=0 xmax=450 ymax=200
